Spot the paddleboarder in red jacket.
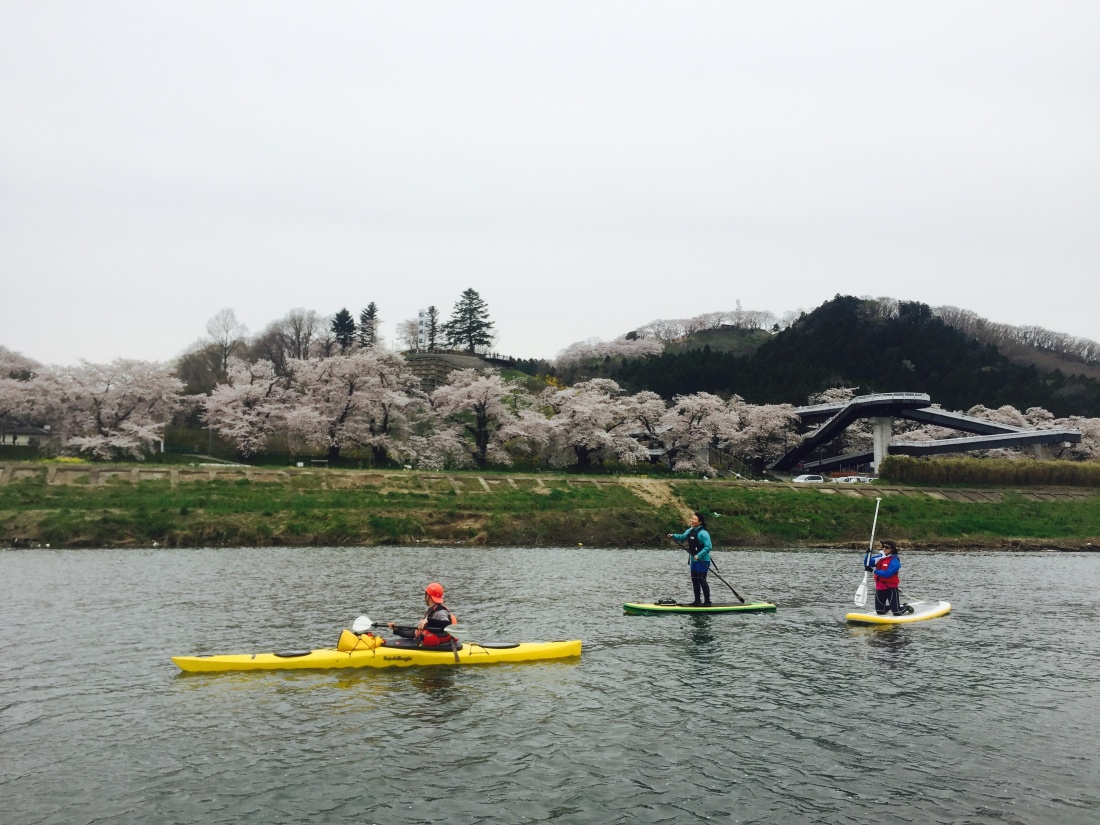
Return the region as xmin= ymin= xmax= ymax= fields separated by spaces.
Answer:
xmin=873 ymin=540 xmax=914 ymax=616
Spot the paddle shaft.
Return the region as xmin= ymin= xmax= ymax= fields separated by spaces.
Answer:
xmin=854 ymin=498 xmax=884 ymax=606
xmin=868 ymin=497 xmax=883 ymax=551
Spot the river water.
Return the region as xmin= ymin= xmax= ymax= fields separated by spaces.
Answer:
xmin=2 ymin=546 xmax=1098 ymax=824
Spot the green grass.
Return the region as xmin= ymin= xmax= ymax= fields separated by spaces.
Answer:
xmin=2 ymin=466 xmax=1098 ymax=549
xmin=676 ymin=484 xmax=1100 ymax=544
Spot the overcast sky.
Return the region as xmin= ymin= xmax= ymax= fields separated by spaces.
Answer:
xmin=2 ymin=1 xmax=1097 ymax=366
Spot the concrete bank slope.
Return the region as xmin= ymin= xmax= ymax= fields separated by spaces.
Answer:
xmin=1 ymin=462 xmax=1097 ymax=550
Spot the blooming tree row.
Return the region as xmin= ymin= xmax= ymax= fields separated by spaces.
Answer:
xmin=1 ymin=353 xmax=182 ymax=460
xmin=3 ymin=346 xmax=1098 ymax=467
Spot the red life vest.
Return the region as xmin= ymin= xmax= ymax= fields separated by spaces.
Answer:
xmin=875 ymin=554 xmax=899 ymax=589
xmin=419 ymin=602 xmax=455 ymax=647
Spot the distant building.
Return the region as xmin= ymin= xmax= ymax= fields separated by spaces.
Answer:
xmin=0 ymin=425 xmax=50 ymax=446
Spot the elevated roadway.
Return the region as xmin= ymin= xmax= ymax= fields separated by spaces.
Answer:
xmin=770 ymin=392 xmax=1081 ymax=473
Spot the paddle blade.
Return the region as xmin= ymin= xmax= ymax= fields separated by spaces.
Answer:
xmin=854 ymin=582 xmax=867 ymax=607
xmin=443 ymin=624 xmax=468 ymax=638
xmin=351 ymin=615 xmax=374 ymax=634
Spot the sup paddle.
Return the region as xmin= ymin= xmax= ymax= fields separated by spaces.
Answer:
xmin=854 ymin=497 xmax=883 ymax=607
xmin=671 ymin=539 xmax=745 ymax=603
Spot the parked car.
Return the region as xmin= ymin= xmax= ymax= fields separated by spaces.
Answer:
xmin=792 ymin=474 xmax=825 ymax=483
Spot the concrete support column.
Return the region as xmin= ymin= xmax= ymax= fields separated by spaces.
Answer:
xmin=871 ymin=416 xmax=893 ymax=474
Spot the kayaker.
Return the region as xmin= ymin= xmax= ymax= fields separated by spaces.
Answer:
xmin=872 ymin=540 xmax=914 ymax=616
xmin=387 ymin=582 xmax=458 ymax=648
xmin=668 ymin=512 xmax=713 ymax=607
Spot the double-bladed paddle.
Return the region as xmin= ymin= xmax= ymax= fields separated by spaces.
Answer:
xmin=352 ymin=614 xmax=466 ymax=637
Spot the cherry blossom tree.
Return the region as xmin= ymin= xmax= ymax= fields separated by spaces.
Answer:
xmin=285 ymin=349 xmax=426 ymax=464
xmin=41 ymin=359 xmax=183 ymax=459
xmin=540 ymin=379 xmax=648 ymax=470
xmin=1050 ymin=416 xmax=1100 ymax=461
xmin=0 ymin=349 xmax=43 ymax=444
xmin=966 ymin=404 xmax=1029 ymax=429
xmin=202 ymin=358 xmax=290 ymax=457
xmin=631 ymin=305 xmax=783 ymax=342
xmin=555 ymin=337 xmax=664 ymax=367
xmin=713 ymin=396 xmax=800 ymax=468
xmin=0 ymin=346 xmax=38 ymax=380
xmin=429 ymin=369 xmax=526 ymax=468
xmin=632 ymin=391 xmax=727 ymax=472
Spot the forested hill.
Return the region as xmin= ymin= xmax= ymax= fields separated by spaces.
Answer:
xmin=607 ymin=296 xmax=1100 ymax=416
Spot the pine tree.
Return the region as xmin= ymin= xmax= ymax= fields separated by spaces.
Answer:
xmin=358 ymin=303 xmax=379 ymax=348
xmin=331 ymin=308 xmax=357 ymax=355
xmin=426 ymin=306 xmax=440 ymax=352
xmin=442 ymin=289 xmax=495 ymax=354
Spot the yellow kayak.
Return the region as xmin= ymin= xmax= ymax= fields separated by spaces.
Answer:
xmin=172 ymin=633 xmax=582 ymax=673
xmin=846 ymin=600 xmax=952 ymax=625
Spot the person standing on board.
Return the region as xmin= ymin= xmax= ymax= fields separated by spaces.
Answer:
xmin=387 ymin=582 xmax=458 ymax=647
xmin=668 ymin=512 xmax=713 ymax=606
xmin=872 ymin=540 xmax=914 ymax=616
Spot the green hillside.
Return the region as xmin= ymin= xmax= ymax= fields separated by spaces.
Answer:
xmin=609 ymin=296 xmax=1100 ymax=415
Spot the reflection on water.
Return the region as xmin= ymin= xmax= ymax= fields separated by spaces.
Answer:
xmin=2 ymin=546 xmax=1100 ymax=824
xmin=686 ymin=614 xmax=717 ymax=649
xmin=848 ymin=624 xmax=913 ymax=654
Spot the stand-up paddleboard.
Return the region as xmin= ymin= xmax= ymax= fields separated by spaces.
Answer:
xmin=846 ymin=599 xmax=951 ymax=625
xmin=623 ymin=601 xmax=776 ymax=616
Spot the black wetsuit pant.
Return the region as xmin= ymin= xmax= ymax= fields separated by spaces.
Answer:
xmin=875 ymin=587 xmax=904 ymax=615
xmin=691 ymin=572 xmax=711 ymax=605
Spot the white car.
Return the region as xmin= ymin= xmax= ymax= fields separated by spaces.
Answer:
xmin=792 ymin=474 xmax=825 ymax=483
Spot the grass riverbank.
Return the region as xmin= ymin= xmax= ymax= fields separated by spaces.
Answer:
xmin=1 ymin=462 xmax=1098 ymax=550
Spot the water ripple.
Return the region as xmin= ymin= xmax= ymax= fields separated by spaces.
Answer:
xmin=2 ymin=547 xmax=1099 ymax=823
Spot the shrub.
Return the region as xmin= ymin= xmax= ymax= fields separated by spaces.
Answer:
xmin=879 ymin=455 xmax=1100 ymax=487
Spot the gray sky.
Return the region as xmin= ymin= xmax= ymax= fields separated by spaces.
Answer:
xmin=2 ymin=1 xmax=1097 ymax=366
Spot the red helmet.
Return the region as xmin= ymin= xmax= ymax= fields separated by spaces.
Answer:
xmin=425 ymin=582 xmax=445 ymax=604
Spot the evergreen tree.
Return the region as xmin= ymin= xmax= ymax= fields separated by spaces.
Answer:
xmin=426 ymin=305 xmax=440 ymax=352
xmin=442 ymin=288 xmax=495 ymax=354
xmin=358 ymin=302 xmax=379 ymax=348
xmin=331 ymin=308 xmax=357 ymax=355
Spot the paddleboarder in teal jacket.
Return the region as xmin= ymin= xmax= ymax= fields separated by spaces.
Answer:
xmin=668 ymin=512 xmax=713 ymax=606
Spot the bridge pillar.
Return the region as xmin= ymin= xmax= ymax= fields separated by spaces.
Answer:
xmin=871 ymin=416 xmax=893 ymax=474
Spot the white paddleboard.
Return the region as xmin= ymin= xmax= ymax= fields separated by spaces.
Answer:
xmin=846 ymin=599 xmax=951 ymax=625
